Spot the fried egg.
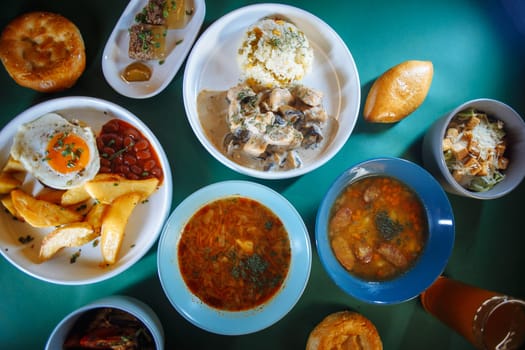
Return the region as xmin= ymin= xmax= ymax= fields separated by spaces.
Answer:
xmin=10 ymin=112 xmax=100 ymax=189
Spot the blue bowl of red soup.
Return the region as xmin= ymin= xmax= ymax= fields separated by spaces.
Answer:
xmin=315 ymin=157 xmax=455 ymax=304
xmin=157 ymin=180 xmax=312 ymax=335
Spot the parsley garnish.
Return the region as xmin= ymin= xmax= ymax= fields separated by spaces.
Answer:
xmin=375 ymin=210 xmax=403 ymax=240
xmin=70 ymin=250 xmax=81 ymax=264
xmin=18 ymin=235 xmax=34 ymax=244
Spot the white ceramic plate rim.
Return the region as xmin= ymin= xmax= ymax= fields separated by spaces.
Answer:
xmin=157 ymin=180 xmax=312 ymax=335
xmin=102 ymin=0 xmax=206 ymax=99
xmin=0 ymin=96 xmax=173 ymax=285
xmin=183 ymin=3 xmax=360 ymax=179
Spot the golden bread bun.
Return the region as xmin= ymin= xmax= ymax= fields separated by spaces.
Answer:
xmin=306 ymin=311 xmax=383 ymax=350
xmin=0 ymin=11 xmax=86 ymax=92
xmin=364 ymin=60 xmax=433 ymax=123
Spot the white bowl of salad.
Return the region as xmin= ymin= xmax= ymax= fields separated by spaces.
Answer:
xmin=422 ymin=98 xmax=525 ymax=199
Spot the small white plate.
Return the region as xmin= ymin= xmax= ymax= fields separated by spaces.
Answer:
xmin=183 ymin=3 xmax=360 ymax=179
xmin=0 ymin=97 xmax=173 ymax=285
xmin=102 ymin=0 xmax=205 ymax=99
xmin=157 ymin=180 xmax=312 ymax=335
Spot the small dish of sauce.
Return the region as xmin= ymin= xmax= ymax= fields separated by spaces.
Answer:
xmin=121 ymin=61 xmax=152 ymax=82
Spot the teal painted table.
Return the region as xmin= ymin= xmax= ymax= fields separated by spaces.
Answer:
xmin=1 ymin=0 xmax=524 ymax=348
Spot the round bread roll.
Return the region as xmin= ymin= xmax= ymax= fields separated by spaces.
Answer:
xmin=306 ymin=311 xmax=383 ymax=350
xmin=0 ymin=11 xmax=86 ymax=92
xmin=364 ymin=60 xmax=433 ymax=123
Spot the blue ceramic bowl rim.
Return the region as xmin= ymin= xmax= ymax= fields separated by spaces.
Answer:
xmin=315 ymin=157 xmax=455 ymax=304
xmin=157 ymin=180 xmax=312 ymax=335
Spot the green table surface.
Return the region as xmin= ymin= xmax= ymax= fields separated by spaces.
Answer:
xmin=1 ymin=0 xmax=524 ymax=348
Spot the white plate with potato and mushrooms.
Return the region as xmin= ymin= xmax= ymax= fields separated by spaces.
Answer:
xmin=0 ymin=97 xmax=172 ymax=285
xmin=183 ymin=3 xmax=361 ymax=179
xmin=102 ymin=0 xmax=205 ymax=99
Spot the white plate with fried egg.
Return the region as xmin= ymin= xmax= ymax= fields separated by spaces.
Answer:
xmin=102 ymin=0 xmax=205 ymax=99
xmin=183 ymin=3 xmax=361 ymax=179
xmin=0 ymin=97 xmax=172 ymax=285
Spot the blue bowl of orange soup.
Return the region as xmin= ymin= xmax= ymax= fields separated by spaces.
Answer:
xmin=157 ymin=180 xmax=312 ymax=335
xmin=315 ymin=157 xmax=455 ymax=304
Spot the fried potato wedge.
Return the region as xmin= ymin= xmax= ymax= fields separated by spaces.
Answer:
xmin=39 ymin=222 xmax=97 ymax=261
xmin=11 ymin=189 xmax=84 ymax=227
xmin=0 ymin=171 xmax=22 ymax=194
xmin=2 ymin=156 xmax=26 ymax=173
xmin=69 ymin=201 xmax=92 ymax=216
xmin=61 ymin=185 xmax=90 ymax=206
xmin=92 ymin=173 xmax=122 ymax=181
xmin=36 ymin=187 xmax=65 ymax=204
xmin=100 ymin=192 xmax=141 ymax=265
xmin=62 ymin=173 xmax=117 ymax=206
xmin=85 ymin=202 xmax=108 ymax=234
xmin=0 ymin=195 xmax=24 ymax=221
xmin=85 ymin=176 xmax=159 ymax=204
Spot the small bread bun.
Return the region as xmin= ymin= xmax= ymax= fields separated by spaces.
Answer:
xmin=364 ymin=60 xmax=433 ymax=123
xmin=306 ymin=311 xmax=383 ymax=350
xmin=0 ymin=12 xmax=86 ymax=92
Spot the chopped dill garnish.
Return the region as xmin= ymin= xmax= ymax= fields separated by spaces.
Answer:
xmin=70 ymin=250 xmax=81 ymax=264
xmin=18 ymin=235 xmax=34 ymax=244
xmin=375 ymin=210 xmax=403 ymax=240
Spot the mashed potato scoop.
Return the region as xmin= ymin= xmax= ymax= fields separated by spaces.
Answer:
xmin=237 ymin=17 xmax=313 ymax=87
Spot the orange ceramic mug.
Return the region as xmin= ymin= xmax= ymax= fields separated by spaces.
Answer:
xmin=420 ymin=276 xmax=525 ymax=349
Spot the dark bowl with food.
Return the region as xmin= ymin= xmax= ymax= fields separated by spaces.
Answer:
xmin=422 ymin=98 xmax=525 ymax=199
xmin=315 ymin=157 xmax=455 ymax=304
xmin=45 ymin=295 xmax=164 ymax=350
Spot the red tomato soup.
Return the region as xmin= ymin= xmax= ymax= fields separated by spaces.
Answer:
xmin=178 ymin=196 xmax=291 ymax=311
xmin=329 ymin=175 xmax=428 ymax=281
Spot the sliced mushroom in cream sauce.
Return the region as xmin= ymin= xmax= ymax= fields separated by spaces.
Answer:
xmin=197 ymin=83 xmax=338 ymax=172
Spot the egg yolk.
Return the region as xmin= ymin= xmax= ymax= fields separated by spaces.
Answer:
xmin=45 ymin=132 xmax=90 ymax=174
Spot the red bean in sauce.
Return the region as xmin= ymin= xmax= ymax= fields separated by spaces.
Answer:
xmin=97 ymin=119 xmax=163 ymax=183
